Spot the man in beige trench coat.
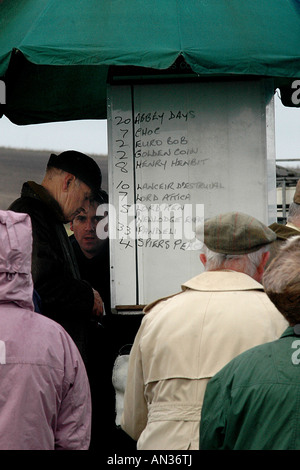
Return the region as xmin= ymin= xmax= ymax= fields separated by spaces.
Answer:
xmin=121 ymin=212 xmax=288 ymax=450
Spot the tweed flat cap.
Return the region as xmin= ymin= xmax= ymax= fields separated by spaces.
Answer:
xmin=198 ymin=211 xmax=276 ymax=255
xmin=293 ymin=180 xmax=300 ymax=204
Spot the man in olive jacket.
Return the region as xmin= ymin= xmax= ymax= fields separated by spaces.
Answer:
xmin=121 ymin=212 xmax=287 ymax=450
xmin=200 ymin=235 xmax=300 ymax=450
xmin=9 ymin=150 xmax=105 ymax=361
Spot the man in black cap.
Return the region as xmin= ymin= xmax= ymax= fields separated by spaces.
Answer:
xmin=9 ymin=150 xmax=106 ymax=361
xmin=121 ymin=212 xmax=288 ymax=450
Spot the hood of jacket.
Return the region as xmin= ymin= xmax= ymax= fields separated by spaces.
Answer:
xmin=0 ymin=210 xmax=34 ymax=310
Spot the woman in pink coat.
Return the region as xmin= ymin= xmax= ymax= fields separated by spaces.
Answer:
xmin=0 ymin=210 xmax=91 ymax=450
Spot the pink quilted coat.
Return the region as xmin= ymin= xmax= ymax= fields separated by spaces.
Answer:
xmin=0 ymin=210 xmax=91 ymax=450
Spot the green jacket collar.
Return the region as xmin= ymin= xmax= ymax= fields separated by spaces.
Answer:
xmin=281 ymin=325 xmax=300 ymax=339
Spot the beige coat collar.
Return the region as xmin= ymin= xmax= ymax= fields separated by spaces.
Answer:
xmin=144 ymin=270 xmax=263 ymax=313
xmin=182 ymin=270 xmax=263 ymax=292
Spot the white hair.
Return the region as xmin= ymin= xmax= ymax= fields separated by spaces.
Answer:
xmin=201 ymin=244 xmax=269 ymax=278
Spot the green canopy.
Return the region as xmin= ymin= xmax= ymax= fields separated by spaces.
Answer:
xmin=1 ymin=0 xmax=300 ymax=125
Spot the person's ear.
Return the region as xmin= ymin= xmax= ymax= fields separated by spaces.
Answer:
xmin=62 ymin=173 xmax=75 ymax=191
xmin=255 ymin=251 xmax=270 ymax=282
xmin=70 ymin=221 xmax=74 ymax=231
xmin=200 ymin=253 xmax=207 ymax=266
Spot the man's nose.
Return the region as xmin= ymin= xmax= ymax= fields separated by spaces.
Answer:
xmin=85 ymin=218 xmax=96 ymax=232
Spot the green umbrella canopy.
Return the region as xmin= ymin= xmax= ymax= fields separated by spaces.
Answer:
xmin=1 ymin=0 xmax=300 ymax=125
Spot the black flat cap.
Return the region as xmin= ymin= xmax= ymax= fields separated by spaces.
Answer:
xmin=47 ymin=150 xmax=106 ymax=201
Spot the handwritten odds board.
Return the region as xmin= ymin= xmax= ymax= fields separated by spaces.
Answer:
xmin=107 ymin=80 xmax=276 ymax=310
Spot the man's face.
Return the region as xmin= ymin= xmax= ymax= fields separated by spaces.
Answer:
xmin=62 ymin=179 xmax=92 ymax=223
xmin=71 ymin=202 xmax=107 ymax=258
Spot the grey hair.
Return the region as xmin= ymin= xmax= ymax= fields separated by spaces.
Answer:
xmin=45 ymin=166 xmax=82 ymax=185
xmin=287 ymin=202 xmax=300 ymax=224
xmin=201 ymin=244 xmax=269 ymax=277
xmin=262 ymin=235 xmax=300 ymax=325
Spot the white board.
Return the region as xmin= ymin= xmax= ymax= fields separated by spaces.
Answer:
xmin=107 ymin=80 xmax=276 ymax=310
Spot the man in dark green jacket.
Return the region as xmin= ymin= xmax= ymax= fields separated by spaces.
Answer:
xmin=9 ymin=150 xmax=106 ymax=361
xmin=200 ymin=234 xmax=300 ymax=450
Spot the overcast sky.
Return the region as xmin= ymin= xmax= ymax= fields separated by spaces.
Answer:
xmin=0 ymin=116 xmax=108 ymax=156
xmin=0 ymin=94 xmax=299 ymax=164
